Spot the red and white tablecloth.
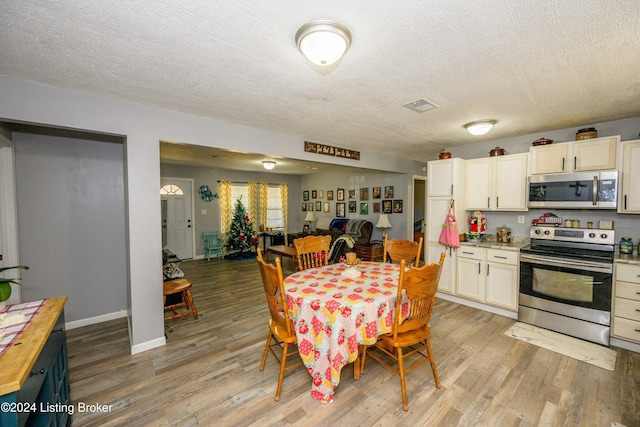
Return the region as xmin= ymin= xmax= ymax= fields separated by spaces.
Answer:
xmin=284 ymin=262 xmax=402 ymax=403
xmin=0 ymin=299 xmax=48 ymax=358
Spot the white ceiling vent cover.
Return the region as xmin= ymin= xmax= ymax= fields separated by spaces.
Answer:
xmin=403 ymin=98 xmax=437 ymax=113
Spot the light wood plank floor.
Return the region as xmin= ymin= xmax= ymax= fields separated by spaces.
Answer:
xmin=67 ymin=258 xmax=640 ymax=427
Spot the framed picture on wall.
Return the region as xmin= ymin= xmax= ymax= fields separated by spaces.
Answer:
xmin=318 ymin=190 xmax=324 ymax=199
xmin=336 ymin=202 xmax=346 ymax=217
xmin=360 ymin=203 xmax=368 ymax=214
xmin=323 ymin=202 xmax=330 ymax=212
xmin=393 ymin=200 xmax=403 ymax=213
xmin=348 ymin=189 xmax=356 ymax=199
xmin=308 ymin=202 xmax=314 ymax=211
xmin=302 ymin=203 xmax=307 ymax=211
xmin=373 ymin=202 xmax=380 ymax=213
xmin=312 ymin=190 xmax=317 ymax=199
xmin=337 ymin=188 xmax=345 ymax=201
xmin=303 ymin=191 xmax=309 ymax=201
xmin=384 ymin=186 xmax=394 ymax=198
xmin=360 ymin=188 xmax=368 ymax=200
xmin=327 ymin=190 xmax=334 ymax=200
xmin=383 ymin=199 xmax=393 ymax=213
xmin=348 ymin=200 xmax=356 ymax=213
xmin=373 ymin=187 xmax=382 ymax=199
xmin=315 ymin=201 xmax=322 ymax=211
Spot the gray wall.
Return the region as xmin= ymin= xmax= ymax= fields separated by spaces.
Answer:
xmin=300 ymin=172 xmax=410 ymax=241
xmin=449 ymin=117 xmax=640 ymax=244
xmin=13 ymin=130 xmax=127 ymax=322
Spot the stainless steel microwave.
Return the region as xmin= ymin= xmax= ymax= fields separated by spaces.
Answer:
xmin=528 ymin=171 xmax=618 ymax=209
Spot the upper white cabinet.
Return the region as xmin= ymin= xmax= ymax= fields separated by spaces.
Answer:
xmin=427 ymin=158 xmax=465 ymax=197
xmin=619 ymin=139 xmax=640 ymax=213
xmin=529 ymin=143 xmax=569 ymax=174
xmin=529 ymin=135 xmax=619 ymax=174
xmin=572 ymin=136 xmax=618 ymax=171
xmin=465 ymin=153 xmax=528 ymax=211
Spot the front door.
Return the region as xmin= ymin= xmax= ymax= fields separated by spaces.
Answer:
xmin=161 ymin=178 xmax=194 ymax=260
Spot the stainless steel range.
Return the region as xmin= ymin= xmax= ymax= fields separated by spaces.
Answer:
xmin=519 ymin=226 xmax=615 ymax=346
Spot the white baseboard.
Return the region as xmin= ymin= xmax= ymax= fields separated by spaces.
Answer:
xmin=436 ymin=291 xmax=518 ymax=320
xmin=131 ymin=336 xmax=166 ymax=355
xmin=65 ymin=309 xmax=128 ymax=330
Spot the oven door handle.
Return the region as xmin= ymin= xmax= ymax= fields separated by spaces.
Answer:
xmin=520 ymin=254 xmax=612 ymax=274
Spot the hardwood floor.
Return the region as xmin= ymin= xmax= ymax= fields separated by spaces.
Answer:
xmin=67 ymin=258 xmax=640 ymax=427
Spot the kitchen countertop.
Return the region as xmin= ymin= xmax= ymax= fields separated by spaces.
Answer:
xmin=459 ymin=235 xmax=530 ymax=252
xmin=614 ymin=252 xmax=640 ymax=266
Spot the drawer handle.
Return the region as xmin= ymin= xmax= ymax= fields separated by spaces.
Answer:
xmin=636 ymin=329 xmax=640 ymax=333
xmin=462 ymin=251 xmax=474 ymax=255
xmin=30 ymin=368 xmax=45 ymax=377
xmin=494 ymin=256 xmax=508 ymax=259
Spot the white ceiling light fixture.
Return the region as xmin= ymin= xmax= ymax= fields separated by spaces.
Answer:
xmin=464 ymin=120 xmax=497 ymax=136
xmin=262 ymin=160 xmax=276 ymax=170
xmin=295 ymin=20 xmax=352 ymax=66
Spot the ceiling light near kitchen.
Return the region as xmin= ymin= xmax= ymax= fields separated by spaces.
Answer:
xmin=295 ymin=20 xmax=352 ymax=65
xmin=464 ymin=120 xmax=497 ymax=136
xmin=262 ymin=161 xmax=276 ymax=170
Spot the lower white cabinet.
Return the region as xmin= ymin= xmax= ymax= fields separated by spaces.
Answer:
xmin=427 ymin=242 xmax=456 ymax=294
xmin=456 ymin=246 xmax=519 ymax=311
xmin=612 ymin=263 xmax=640 ymax=344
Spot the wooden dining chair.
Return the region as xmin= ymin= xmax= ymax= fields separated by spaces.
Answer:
xmin=383 ymin=234 xmax=423 ymax=267
xmin=360 ymin=252 xmax=446 ymax=411
xmin=256 ymin=248 xmax=304 ymax=402
xmin=293 ymin=235 xmax=331 ymax=270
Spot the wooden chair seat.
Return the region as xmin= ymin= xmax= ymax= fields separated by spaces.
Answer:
xmin=163 ymin=278 xmax=198 ymax=321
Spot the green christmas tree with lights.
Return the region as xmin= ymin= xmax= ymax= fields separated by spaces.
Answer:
xmin=226 ymin=196 xmax=258 ymax=254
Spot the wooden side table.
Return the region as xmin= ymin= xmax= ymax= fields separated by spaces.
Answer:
xmin=354 ymin=243 xmax=384 ymax=262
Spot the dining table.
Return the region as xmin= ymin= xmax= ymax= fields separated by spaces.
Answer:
xmin=283 ymin=261 xmax=405 ymax=403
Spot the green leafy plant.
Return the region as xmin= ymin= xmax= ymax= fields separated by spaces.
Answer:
xmin=0 ymin=265 xmax=29 ymax=302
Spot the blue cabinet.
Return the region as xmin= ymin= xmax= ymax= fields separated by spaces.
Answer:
xmin=0 ymin=299 xmax=70 ymax=427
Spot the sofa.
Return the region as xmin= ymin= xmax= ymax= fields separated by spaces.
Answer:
xmin=314 ymin=218 xmax=373 ymax=245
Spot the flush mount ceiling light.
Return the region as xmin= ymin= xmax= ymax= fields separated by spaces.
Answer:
xmin=295 ymin=20 xmax=352 ymax=65
xmin=464 ymin=120 xmax=497 ymax=136
xmin=262 ymin=161 xmax=276 ymax=170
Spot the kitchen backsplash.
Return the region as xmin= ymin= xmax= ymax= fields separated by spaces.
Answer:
xmin=478 ymin=209 xmax=639 ymax=250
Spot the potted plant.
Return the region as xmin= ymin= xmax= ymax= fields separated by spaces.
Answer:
xmin=0 ymin=265 xmax=29 ymax=311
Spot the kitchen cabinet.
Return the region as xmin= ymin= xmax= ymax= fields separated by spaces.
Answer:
xmin=572 ymin=135 xmax=618 ymax=171
xmin=456 ymin=246 xmax=485 ymax=301
xmin=529 ymin=135 xmax=619 ymax=174
xmin=456 ymin=246 xmax=519 ymax=311
xmin=612 ymin=263 xmax=640 ymax=344
xmin=619 ymin=139 xmax=640 ymax=213
xmin=485 ymin=249 xmax=519 ymax=310
xmin=0 ymin=297 xmax=70 ymax=427
xmin=426 ymin=158 xmax=466 ymax=296
xmin=426 ymin=241 xmax=455 ymax=294
xmin=529 ymin=143 xmax=569 ymax=174
xmin=465 ymin=153 xmax=528 ymax=211
xmin=427 ymin=158 xmax=465 ymax=197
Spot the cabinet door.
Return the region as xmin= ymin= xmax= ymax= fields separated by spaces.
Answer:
xmin=572 ymin=136 xmax=618 ymax=171
xmin=428 ymin=160 xmax=454 ymax=196
xmin=427 ymin=242 xmax=454 ymax=294
xmin=530 ymin=143 xmax=568 ymax=174
xmin=494 ymin=153 xmax=528 ymax=210
xmin=465 ymin=158 xmax=492 ymax=210
xmin=620 ymin=140 xmax=640 ymax=213
xmin=426 ymin=198 xmax=452 ymax=242
xmin=456 ymin=256 xmax=484 ymax=301
xmin=486 ymin=262 xmax=518 ymax=310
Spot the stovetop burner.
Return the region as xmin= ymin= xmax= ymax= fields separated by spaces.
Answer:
xmin=523 ymin=226 xmax=615 ymax=263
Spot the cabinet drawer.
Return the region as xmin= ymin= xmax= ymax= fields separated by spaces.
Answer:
xmin=615 ymin=281 xmax=640 ymax=302
xmin=612 ymin=316 xmax=640 ymax=343
xmin=486 ymin=249 xmax=518 ymax=265
xmin=616 ymin=264 xmax=640 ymax=284
xmin=458 ymin=246 xmax=483 ymax=260
xmin=614 ymin=297 xmax=640 ymax=322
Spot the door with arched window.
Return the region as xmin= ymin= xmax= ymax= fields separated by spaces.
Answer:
xmin=161 ymin=178 xmax=194 ymax=260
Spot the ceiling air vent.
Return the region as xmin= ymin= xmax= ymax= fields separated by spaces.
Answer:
xmin=403 ymin=98 xmax=437 ymax=113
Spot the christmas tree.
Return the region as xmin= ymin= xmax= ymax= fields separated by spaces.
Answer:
xmin=226 ymin=196 xmax=258 ymax=254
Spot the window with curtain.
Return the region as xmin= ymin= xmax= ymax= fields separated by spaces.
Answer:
xmin=266 ymin=186 xmax=284 ymax=229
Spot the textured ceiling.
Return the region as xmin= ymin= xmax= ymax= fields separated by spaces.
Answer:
xmin=1 ymin=1 xmax=639 ymax=171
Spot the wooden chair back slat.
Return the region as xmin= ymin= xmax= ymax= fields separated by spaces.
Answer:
xmin=293 ymin=235 xmax=331 ymax=270
xmin=383 ymin=234 xmax=423 ymax=266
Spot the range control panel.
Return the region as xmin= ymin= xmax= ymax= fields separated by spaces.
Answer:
xmin=530 ymin=226 xmax=615 ymax=245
